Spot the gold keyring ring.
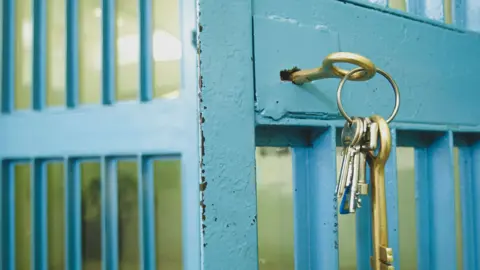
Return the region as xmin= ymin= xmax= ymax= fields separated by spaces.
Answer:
xmin=323 ymin=52 xmax=377 ymax=81
xmin=289 ymin=52 xmax=377 ymax=84
xmin=337 ymin=67 xmax=400 ymax=124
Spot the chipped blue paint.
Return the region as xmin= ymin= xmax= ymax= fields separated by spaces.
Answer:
xmin=197 ymin=0 xmax=258 ymax=269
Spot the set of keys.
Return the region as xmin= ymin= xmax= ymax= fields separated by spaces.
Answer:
xmin=335 ymin=116 xmax=378 ymax=214
xmin=287 ymin=51 xmax=400 ymax=269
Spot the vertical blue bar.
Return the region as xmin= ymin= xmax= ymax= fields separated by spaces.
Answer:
xmin=102 ymin=0 xmax=116 ymax=105
xmin=101 ymin=157 xmax=118 ymax=270
xmin=32 ymin=160 xmax=48 ymax=270
xmin=32 ymin=0 xmax=46 ymax=110
xmin=451 ymin=0 xmax=466 ymax=28
xmin=1 ymin=0 xmax=15 ymax=113
xmin=385 ymin=128 xmax=399 ymax=270
xmin=415 ymin=131 xmax=456 ymax=270
xmin=180 ymin=0 xmax=201 ymax=266
xmin=1 ymin=162 xmax=15 ymax=270
xmin=452 ymin=0 xmax=480 ymax=32
xmin=458 ymin=138 xmax=480 ymax=270
xmin=406 ymin=0 xmax=445 ymax=21
xmin=198 ymin=0 xmax=257 ymax=267
xmin=138 ymin=156 xmax=156 ymax=270
xmin=138 ymin=0 xmax=153 ymax=102
xmin=355 ymin=167 xmax=372 ymax=270
xmin=65 ymin=159 xmax=82 ymax=270
xmin=464 ymin=0 xmax=480 ymax=32
xmin=0 ymin=161 xmax=2 ymax=267
xmin=292 ymin=127 xmax=338 ymax=269
xmin=66 ymin=0 xmax=79 ymax=108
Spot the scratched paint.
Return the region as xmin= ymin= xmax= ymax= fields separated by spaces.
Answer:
xmin=197 ymin=0 xmax=259 ymax=269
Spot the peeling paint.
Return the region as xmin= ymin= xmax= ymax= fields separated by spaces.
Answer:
xmin=266 ymin=14 xmax=331 ymax=31
xmin=267 ymin=15 xmax=298 ymax=24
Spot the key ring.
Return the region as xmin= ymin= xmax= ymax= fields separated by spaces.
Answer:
xmin=336 ymin=67 xmax=400 ymax=124
xmin=287 ymin=52 xmax=377 ymax=85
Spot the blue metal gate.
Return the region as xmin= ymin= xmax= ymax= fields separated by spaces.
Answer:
xmin=2 ymin=0 xmax=480 ymax=269
xmin=0 ymin=0 xmax=199 ymax=269
xmin=198 ymin=0 xmax=480 ymax=269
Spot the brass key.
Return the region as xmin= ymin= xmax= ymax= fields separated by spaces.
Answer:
xmin=367 ymin=115 xmax=394 ymax=270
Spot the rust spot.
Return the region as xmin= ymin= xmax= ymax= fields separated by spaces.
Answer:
xmin=199 ymin=75 xmax=203 ymax=89
xmin=200 ymin=181 xmax=207 ymax=191
xmin=201 ymin=134 xmax=205 ymax=156
xmin=280 ymin=66 xmax=300 ymax=81
xmin=199 ymin=24 xmax=203 ymax=32
xmin=200 ymin=200 xmax=206 ymax=221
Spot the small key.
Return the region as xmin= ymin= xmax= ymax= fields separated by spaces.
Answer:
xmin=357 ymin=151 xmax=368 ymax=196
xmin=363 ymin=117 xmax=379 ymax=151
xmin=348 ymin=146 xmax=361 ymax=212
xmin=339 ymin=118 xmax=365 ymax=214
xmin=339 ymin=146 xmax=359 ymax=214
xmin=356 ymin=117 xmax=372 ymax=197
xmin=336 ymin=119 xmax=362 ymax=198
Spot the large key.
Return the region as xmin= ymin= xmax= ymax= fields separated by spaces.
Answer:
xmin=367 ymin=115 xmax=394 ymax=270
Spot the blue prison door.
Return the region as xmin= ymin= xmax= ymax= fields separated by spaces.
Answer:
xmin=0 ymin=0 xmax=200 ymax=270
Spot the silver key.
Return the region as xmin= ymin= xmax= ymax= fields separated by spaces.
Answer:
xmin=336 ymin=119 xmax=363 ymax=198
xmin=356 ymin=117 xmax=371 ymax=197
xmin=348 ymin=145 xmax=361 ymax=212
xmin=362 ymin=117 xmax=378 ymax=151
xmin=357 ymin=151 xmax=368 ymax=196
xmin=340 ymin=118 xmax=365 ymax=214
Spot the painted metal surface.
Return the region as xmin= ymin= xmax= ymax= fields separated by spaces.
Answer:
xmin=197 ymin=0 xmax=258 ymax=269
xmin=451 ymin=0 xmax=480 ymax=32
xmin=252 ymin=0 xmax=480 ymax=270
xmin=1 ymin=0 xmax=480 ymax=268
xmin=0 ymin=0 xmax=199 ymax=270
xmin=407 ymin=0 xmax=445 ymax=21
xmin=292 ymin=127 xmax=338 ymax=269
xmin=253 ymin=0 xmax=480 ymax=127
xmin=457 ymin=135 xmax=480 ymax=270
xmin=414 ymin=132 xmax=456 ymax=269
